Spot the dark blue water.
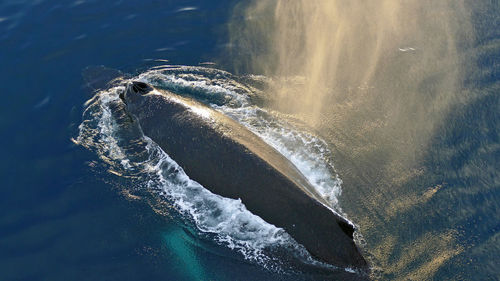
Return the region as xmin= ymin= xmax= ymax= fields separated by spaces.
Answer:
xmin=1 ymin=1 xmax=358 ymax=280
xmin=0 ymin=1 xmax=285 ymax=280
xmin=1 ymin=0 xmax=499 ymax=280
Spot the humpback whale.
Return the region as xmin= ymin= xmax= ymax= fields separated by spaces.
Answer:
xmin=120 ymin=81 xmax=367 ymax=269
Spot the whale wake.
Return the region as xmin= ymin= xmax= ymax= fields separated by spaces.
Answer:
xmin=76 ymin=66 xmax=361 ymax=273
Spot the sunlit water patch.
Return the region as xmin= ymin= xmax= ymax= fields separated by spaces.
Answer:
xmin=76 ymin=66 xmax=363 ymax=274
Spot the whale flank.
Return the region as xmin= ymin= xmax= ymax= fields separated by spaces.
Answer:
xmin=77 ymin=66 xmax=368 ymax=275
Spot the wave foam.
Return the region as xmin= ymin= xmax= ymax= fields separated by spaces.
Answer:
xmin=140 ymin=66 xmax=344 ymax=214
xmin=77 ymin=66 xmax=360 ymax=273
xmin=76 ymin=86 xmax=304 ymax=270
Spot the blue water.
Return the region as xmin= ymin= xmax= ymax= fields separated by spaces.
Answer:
xmin=1 ymin=0 xmax=499 ymax=280
xmin=0 ymin=1 xmax=358 ymax=280
xmin=0 ymin=1 xmax=280 ymax=280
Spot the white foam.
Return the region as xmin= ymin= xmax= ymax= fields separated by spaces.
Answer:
xmin=77 ymin=87 xmax=133 ymax=170
xmin=139 ymin=68 xmax=345 ymax=214
xmin=77 ymin=85 xmax=299 ymax=269
xmin=138 ymin=69 xmax=251 ymax=107
xmin=217 ymin=106 xmax=344 ymax=212
xmin=77 ymin=67 xmax=361 ymax=272
xmin=145 ymin=138 xmax=293 ymax=263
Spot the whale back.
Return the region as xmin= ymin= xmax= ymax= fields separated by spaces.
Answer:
xmin=122 ymin=84 xmax=367 ymax=269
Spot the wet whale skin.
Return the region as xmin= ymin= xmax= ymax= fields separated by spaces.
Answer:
xmin=122 ymin=82 xmax=367 ymax=269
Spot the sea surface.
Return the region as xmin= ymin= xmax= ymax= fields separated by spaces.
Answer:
xmin=0 ymin=0 xmax=499 ymax=280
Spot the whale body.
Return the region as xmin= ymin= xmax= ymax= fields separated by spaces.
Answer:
xmin=120 ymin=81 xmax=367 ymax=269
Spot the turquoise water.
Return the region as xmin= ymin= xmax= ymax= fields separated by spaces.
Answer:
xmin=1 ymin=0 xmax=499 ymax=280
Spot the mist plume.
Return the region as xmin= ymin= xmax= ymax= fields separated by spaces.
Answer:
xmin=230 ymin=0 xmax=472 ymax=158
xmin=229 ymin=1 xmax=474 ymax=278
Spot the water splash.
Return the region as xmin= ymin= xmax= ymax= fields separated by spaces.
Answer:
xmin=139 ymin=66 xmax=344 ymax=214
xmin=76 ymin=67 xmax=360 ymax=273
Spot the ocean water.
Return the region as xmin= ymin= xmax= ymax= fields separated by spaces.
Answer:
xmin=0 ymin=0 xmax=499 ymax=280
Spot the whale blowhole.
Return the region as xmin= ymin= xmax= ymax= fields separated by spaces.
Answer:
xmin=131 ymin=81 xmax=151 ymax=94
